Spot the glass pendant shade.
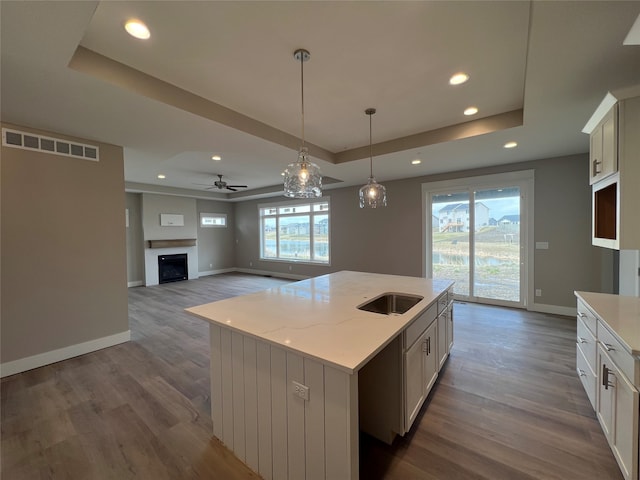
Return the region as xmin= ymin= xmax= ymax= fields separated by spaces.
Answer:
xmin=359 ymin=107 xmax=387 ymax=208
xmin=359 ymin=177 xmax=387 ymax=208
xmin=283 ymin=49 xmax=322 ymax=198
xmin=284 ymin=147 xmax=322 ymax=198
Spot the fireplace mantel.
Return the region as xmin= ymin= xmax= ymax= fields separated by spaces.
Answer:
xmin=147 ymin=239 xmax=196 ymax=249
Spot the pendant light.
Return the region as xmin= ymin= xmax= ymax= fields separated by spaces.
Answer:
xmin=359 ymin=108 xmax=387 ymax=208
xmin=283 ymin=49 xmax=322 ymax=198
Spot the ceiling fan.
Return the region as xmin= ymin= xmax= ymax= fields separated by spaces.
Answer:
xmin=194 ymin=174 xmax=248 ymax=192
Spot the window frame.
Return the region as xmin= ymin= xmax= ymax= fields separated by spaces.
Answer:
xmin=200 ymin=212 xmax=227 ymax=228
xmin=258 ymin=198 xmax=330 ymax=265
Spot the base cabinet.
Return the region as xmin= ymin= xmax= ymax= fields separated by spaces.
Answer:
xmin=575 ymin=292 xmax=640 ymax=480
xmin=404 ymin=320 xmax=437 ymax=431
xmin=598 ymin=345 xmax=639 ymax=480
xmin=360 ymin=287 xmax=454 ymax=444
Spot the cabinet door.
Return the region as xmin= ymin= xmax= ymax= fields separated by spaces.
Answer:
xmin=404 ymin=331 xmax=427 ymax=431
xmin=590 ymin=122 xmax=604 ymax=184
xmin=446 ymin=304 xmax=454 ymax=352
xmin=437 ymin=311 xmax=448 ymax=370
xmin=590 ymin=106 xmax=618 ymax=185
xmin=598 ymin=347 xmax=615 ymax=439
xmin=597 ymin=346 xmax=639 ymax=480
xmin=424 ymin=321 xmax=438 ymax=393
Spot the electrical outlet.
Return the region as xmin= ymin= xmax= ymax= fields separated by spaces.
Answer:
xmin=249 ymin=261 xmax=253 ymax=267
xmin=292 ymin=381 xmax=309 ymax=401
xmin=535 ymin=289 xmax=542 ymax=297
xmin=209 ymin=263 xmax=213 ymax=268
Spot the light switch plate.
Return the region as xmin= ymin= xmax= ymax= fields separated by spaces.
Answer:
xmin=535 ymin=242 xmax=549 ymax=250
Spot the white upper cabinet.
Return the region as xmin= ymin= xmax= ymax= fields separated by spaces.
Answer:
xmin=584 ymin=86 xmax=640 ymax=250
xmin=589 ymin=104 xmax=618 ymax=185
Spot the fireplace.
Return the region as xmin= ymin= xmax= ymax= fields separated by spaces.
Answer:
xmin=158 ymin=254 xmax=188 ymax=284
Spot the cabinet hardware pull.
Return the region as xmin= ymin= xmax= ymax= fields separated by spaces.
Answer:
xmin=577 ymin=337 xmax=587 ymax=344
xmin=578 ymin=369 xmax=586 ymax=377
xmin=602 ymin=365 xmax=615 ymax=390
xmin=577 ymin=312 xmax=586 ymax=318
xmin=593 ymin=158 xmax=602 ymax=175
xmin=604 ymin=343 xmax=615 ymax=352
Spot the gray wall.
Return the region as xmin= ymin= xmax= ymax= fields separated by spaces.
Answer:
xmin=125 ymin=192 xmax=144 ymax=284
xmin=141 ymin=194 xmax=197 ymax=241
xmin=234 ymin=153 xmax=611 ymax=309
xmin=196 ymin=199 xmax=236 ymax=272
xmin=1 ymin=122 xmax=128 ymax=364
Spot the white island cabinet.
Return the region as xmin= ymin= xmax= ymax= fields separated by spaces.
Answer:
xmin=575 ymin=292 xmax=640 ymax=480
xmin=187 ymin=271 xmax=453 ymax=480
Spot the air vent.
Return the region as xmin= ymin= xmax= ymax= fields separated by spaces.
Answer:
xmin=2 ymin=128 xmax=99 ymax=161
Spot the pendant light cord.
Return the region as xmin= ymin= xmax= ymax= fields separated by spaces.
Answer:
xmin=300 ymin=53 xmax=305 ymax=150
xmin=369 ymin=113 xmax=373 ymax=177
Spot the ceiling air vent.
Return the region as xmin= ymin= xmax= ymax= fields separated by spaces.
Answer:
xmin=1 ymin=128 xmax=99 ymax=161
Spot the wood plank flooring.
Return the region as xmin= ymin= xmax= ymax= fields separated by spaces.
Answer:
xmin=1 ymin=274 xmax=624 ymax=479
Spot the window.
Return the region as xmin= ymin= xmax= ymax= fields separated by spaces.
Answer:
xmin=259 ymin=200 xmax=330 ymax=264
xmin=200 ymin=213 xmax=227 ymax=227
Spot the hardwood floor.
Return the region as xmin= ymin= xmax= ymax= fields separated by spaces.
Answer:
xmin=1 ymin=274 xmax=623 ymax=479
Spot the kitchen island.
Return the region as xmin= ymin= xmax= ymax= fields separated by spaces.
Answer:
xmin=186 ymin=271 xmax=453 ymax=480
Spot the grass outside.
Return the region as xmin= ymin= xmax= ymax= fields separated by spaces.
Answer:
xmin=433 ymin=226 xmax=520 ymax=301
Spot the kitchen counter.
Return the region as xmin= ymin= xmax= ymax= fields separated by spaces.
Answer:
xmin=187 ymin=270 xmax=452 ymax=373
xmin=575 ymin=291 xmax=640 ymax=356
xmin=186 ymin=270 xmax=453 ymax=479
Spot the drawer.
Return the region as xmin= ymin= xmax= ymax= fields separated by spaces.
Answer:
xmin=576 ymin=345 xmax=597 ymax=410
xmin=577 ymin=316 xmax=597 ymax=372
xmin=437 ymin=291 xmax=448 ymax=314
xmin=405 ymin=302 xmax=437 ymax=349
xmin=576 ymin=299 xmax=597 ymax=336
xmin=598 ymin=321 xmax=638 ymax=385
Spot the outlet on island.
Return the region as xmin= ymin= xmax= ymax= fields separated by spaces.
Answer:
xmin=292 ymin=381 xmax=309 ymax=401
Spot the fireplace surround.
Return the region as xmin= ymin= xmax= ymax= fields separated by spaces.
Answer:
xmin=144 ymin=240 xmax=198 ymax=286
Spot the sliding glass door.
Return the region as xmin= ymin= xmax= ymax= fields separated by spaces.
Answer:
xmin=425 ymin=172 xmax=531 ymax=308
xmin=431 ymin=191 xmax=471 ymax=297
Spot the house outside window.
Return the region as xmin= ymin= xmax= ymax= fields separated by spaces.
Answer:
xmin=259 ymin=199 xmax=330 ymax=264
xmin=200 ymin=213 xmax=227 ymax=227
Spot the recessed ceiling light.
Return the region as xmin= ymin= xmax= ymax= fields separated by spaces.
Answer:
xmin=464 ymin=106 xmax=478 ymax=116
xmin=157 ymin=174 xmax=166 ymax=179
xmin=411 ymin=159 xmax=422 ymax=165
xmin=125 ymin=20 xmax=150 ymax=40
xmin=449 ymin=72 xmax=469 ymax=85
xmin=504 ymin=141 xmax=518 ymax=149
xmin=211 ymin=155 xmax=222 ymax=161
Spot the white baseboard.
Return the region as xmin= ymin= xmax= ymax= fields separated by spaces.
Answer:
xmin=235 ymin=267 xmax=308 ymax=281
xmin=528 ymin=303 xmax=576 ymax=317
xmin=0 ymin=330 xmax=131 ymax=378
xmin=198 ymin=268 xmax=237 ymax=277
xmin=128 ymin=280 xmax=144 ymax=288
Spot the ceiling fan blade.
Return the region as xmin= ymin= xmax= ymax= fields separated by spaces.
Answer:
xmin=226 ymin=185 xmax=248 ymax=188
xmin=226 ymin=187 xmax=238 ymax=192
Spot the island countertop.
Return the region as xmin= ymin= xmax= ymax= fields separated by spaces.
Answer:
xmin=575 ymin=291 xmax=640 ymax=356
xmin=186 ymin=270 xmax=452 ymax=373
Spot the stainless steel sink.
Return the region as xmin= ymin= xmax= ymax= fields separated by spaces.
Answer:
xmin=357 ymin=293 xmax=423 ymax=315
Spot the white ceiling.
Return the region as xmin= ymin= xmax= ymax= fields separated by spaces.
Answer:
xmin=2 ymin=1 xmax=639 ymax=201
